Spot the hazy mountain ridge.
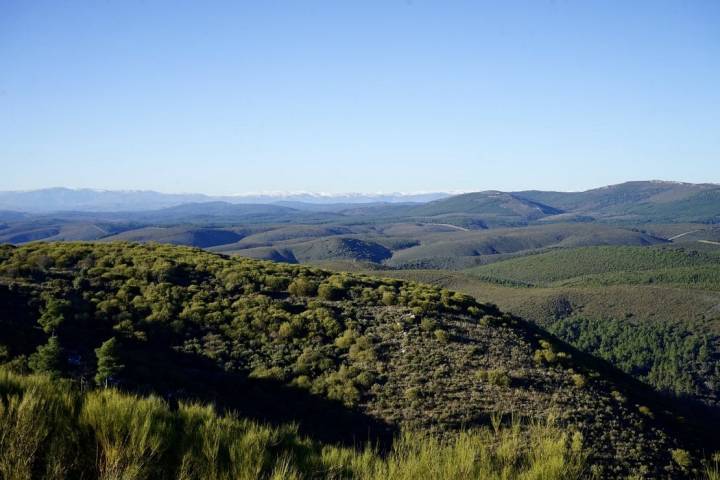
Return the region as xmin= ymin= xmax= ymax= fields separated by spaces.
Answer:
xmin=0 ymin=187 xmax=453 ymax=213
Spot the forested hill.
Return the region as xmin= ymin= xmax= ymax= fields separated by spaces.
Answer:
xmin=0 ymin=242 xmax=715 ymax=478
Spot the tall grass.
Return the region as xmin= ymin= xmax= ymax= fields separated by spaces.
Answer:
xmin=0 ymin=371 xmax=80 ymax=480
xmin=0 ymin=368 xmax=590 ymax=480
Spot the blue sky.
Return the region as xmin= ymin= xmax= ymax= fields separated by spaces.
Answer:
xmin=1 ymin=1 xmax=718 ymax=194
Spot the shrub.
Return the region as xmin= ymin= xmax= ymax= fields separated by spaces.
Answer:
xmin=477 ymin=369 xmax=512 ymax=387
xmin=488 ymin=369 xmax=511 ymax=387
xmin=434 ymin=329 xmax=449 ymax=343
xmin=81 ymin=389 xmax=174 ymax=480
xmin=405 ymin=386 xmax=422 ymax=401
xmin=420 ymin=318 xmax=437 ymax=332
xmin=610 ymin=390 xmax=627 ymax=403
xmin=277 ymin=322 xmax=296 ymax=339
xmin=570 ymin=373 xmax=587 ymax=388
xmin=671 ymin=448 xmax=691 ymax=470
xmin=320 ymin=368 xmax=361 ymax=406
xmin=354 ymin=371 xmax=375 ymax=389
xmin=292 ymin=375 xmax=312 ymax=389
xmin=318 ymin=284 xmax=344 ymax=301
xmin=335 ymin=329 xmax=356 ymax=349
xmin=0 ymin=372 xmax=79 ymax=480
xmin=348 ymin=336 xmax=376 ymax=364
xmin=637 ymin=405 xmax=654 ymax=418
xmin=381 ymin=291 xmax=397 ymax=306
xmin=288 ymin=278 xmax=318 ymax=297
xmin=533 ymin=348 xmax=557 ymax=365
xmin=249 ymin=366 xmax=285 ymax=381
xmin=263 ymin=275 xmax=290 ymax=291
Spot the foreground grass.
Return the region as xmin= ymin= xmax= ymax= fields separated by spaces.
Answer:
xmin=0 ymin=369 xmax=587 ymax=480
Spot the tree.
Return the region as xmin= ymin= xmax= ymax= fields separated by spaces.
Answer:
xmin=38 ymin=297 xmax=69 ymax=334
xmin=29 ymin=336 xmax=64 ymax=377
xmin=95 ymin=337 xmax=124 ymax=387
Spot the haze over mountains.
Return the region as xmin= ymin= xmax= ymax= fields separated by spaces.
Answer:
xmin=1 ymin=180 xmax=718 ymax=222
xmin=1 ymin=179 xmax=719 ymax=269
xmin=0 ymin=187 xmax=453 ymax=213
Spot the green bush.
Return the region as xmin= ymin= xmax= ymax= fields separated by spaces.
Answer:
xmin=476 ymin=369 xmax=512 ymax=387
xmin=28 ymin=336 xmax=65 ymax=378
xmin=420 ymin=318 xmax=437 ymax=332
xmin=434 ymin=329 xmax=449 ymax=343
xmin=381 ymin=291 xmax=397 ymax=306
xmin=288 ymin=277 xmax=318 ymax=297
xmin=318 ymin=283 xmax=344 ymax=301
xmin=670 ymin=448 xmax=692 ymax=470
xmin=570 ymin=373 xmax=587 ymax=388
xmin=638 ymin=405 xmax=654 ymax=418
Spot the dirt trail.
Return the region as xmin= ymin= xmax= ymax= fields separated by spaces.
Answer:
xmin=430 ymin=223 xmax=470 ymax=232
xmin=668 ymin=229 xmax=703 ymax=241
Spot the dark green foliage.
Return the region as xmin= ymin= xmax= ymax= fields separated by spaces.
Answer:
xmin=94 ymin=337 xmax=124 ymax=386
xmin=468 ymin=245 xmax=720 ymax=288
xmin=28 ymin=336 xmax=64 ymax=378
xmin=38 ymin=296 xmax=69 ymax=334
xmin=550 ymin=317 xmax=720 ymax=399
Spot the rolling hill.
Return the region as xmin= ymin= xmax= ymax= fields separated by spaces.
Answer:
xmin=384 ymin=223 xmax=667 ymax=269
xmin=0 ymin=242 xmax=716 ymax=478
xmin=514 ymin=181 xmax=720 ymax=223
xmin=349 ymin=243 xmax=720 ymax=412
xmin=466 ymin=245 xmax=720 ymax=287
xmin=407 ymin=191 xmax=563 ymax=220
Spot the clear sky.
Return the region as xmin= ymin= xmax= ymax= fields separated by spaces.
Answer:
xmin=1 ymin=1 xmax=718 ymax=194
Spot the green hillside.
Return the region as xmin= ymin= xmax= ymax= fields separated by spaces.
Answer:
xmin=467 ymin=246 xmax=720 ymax=287
xmin=0 ymin=242 xmax=714 ymax=478
xmin=101 ymin=226 xmax=246 ymax=248
xmin=354 ymin=263 xmax=720 ymax=409
xmin=216 ymin=237 xmax=392 ymax=264
xmin=514 ymin=182 xmax=720 ymax=223
xmin=407 ymin=191 xmax=561 ymax=217
xmin=385 ymin=224 xmax=666 ymax=270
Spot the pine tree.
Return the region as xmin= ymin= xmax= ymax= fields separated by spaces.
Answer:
xmin=38 ymin=297 xmax=69 ymax=334
xmin=28 ymin=336 xmax=64 ymax=377
xmin=95 ymin=337 xmax=124 ymax=387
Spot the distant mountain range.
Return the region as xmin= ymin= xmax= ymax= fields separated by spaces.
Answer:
xmin=0 ymin=188 xmax=452 ymax=213
xmin=1 ymin=181 xmax=719 ymax=251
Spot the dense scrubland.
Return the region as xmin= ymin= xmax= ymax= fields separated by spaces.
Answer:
xmin=0 ymin=242 xmax=717 ymax=478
